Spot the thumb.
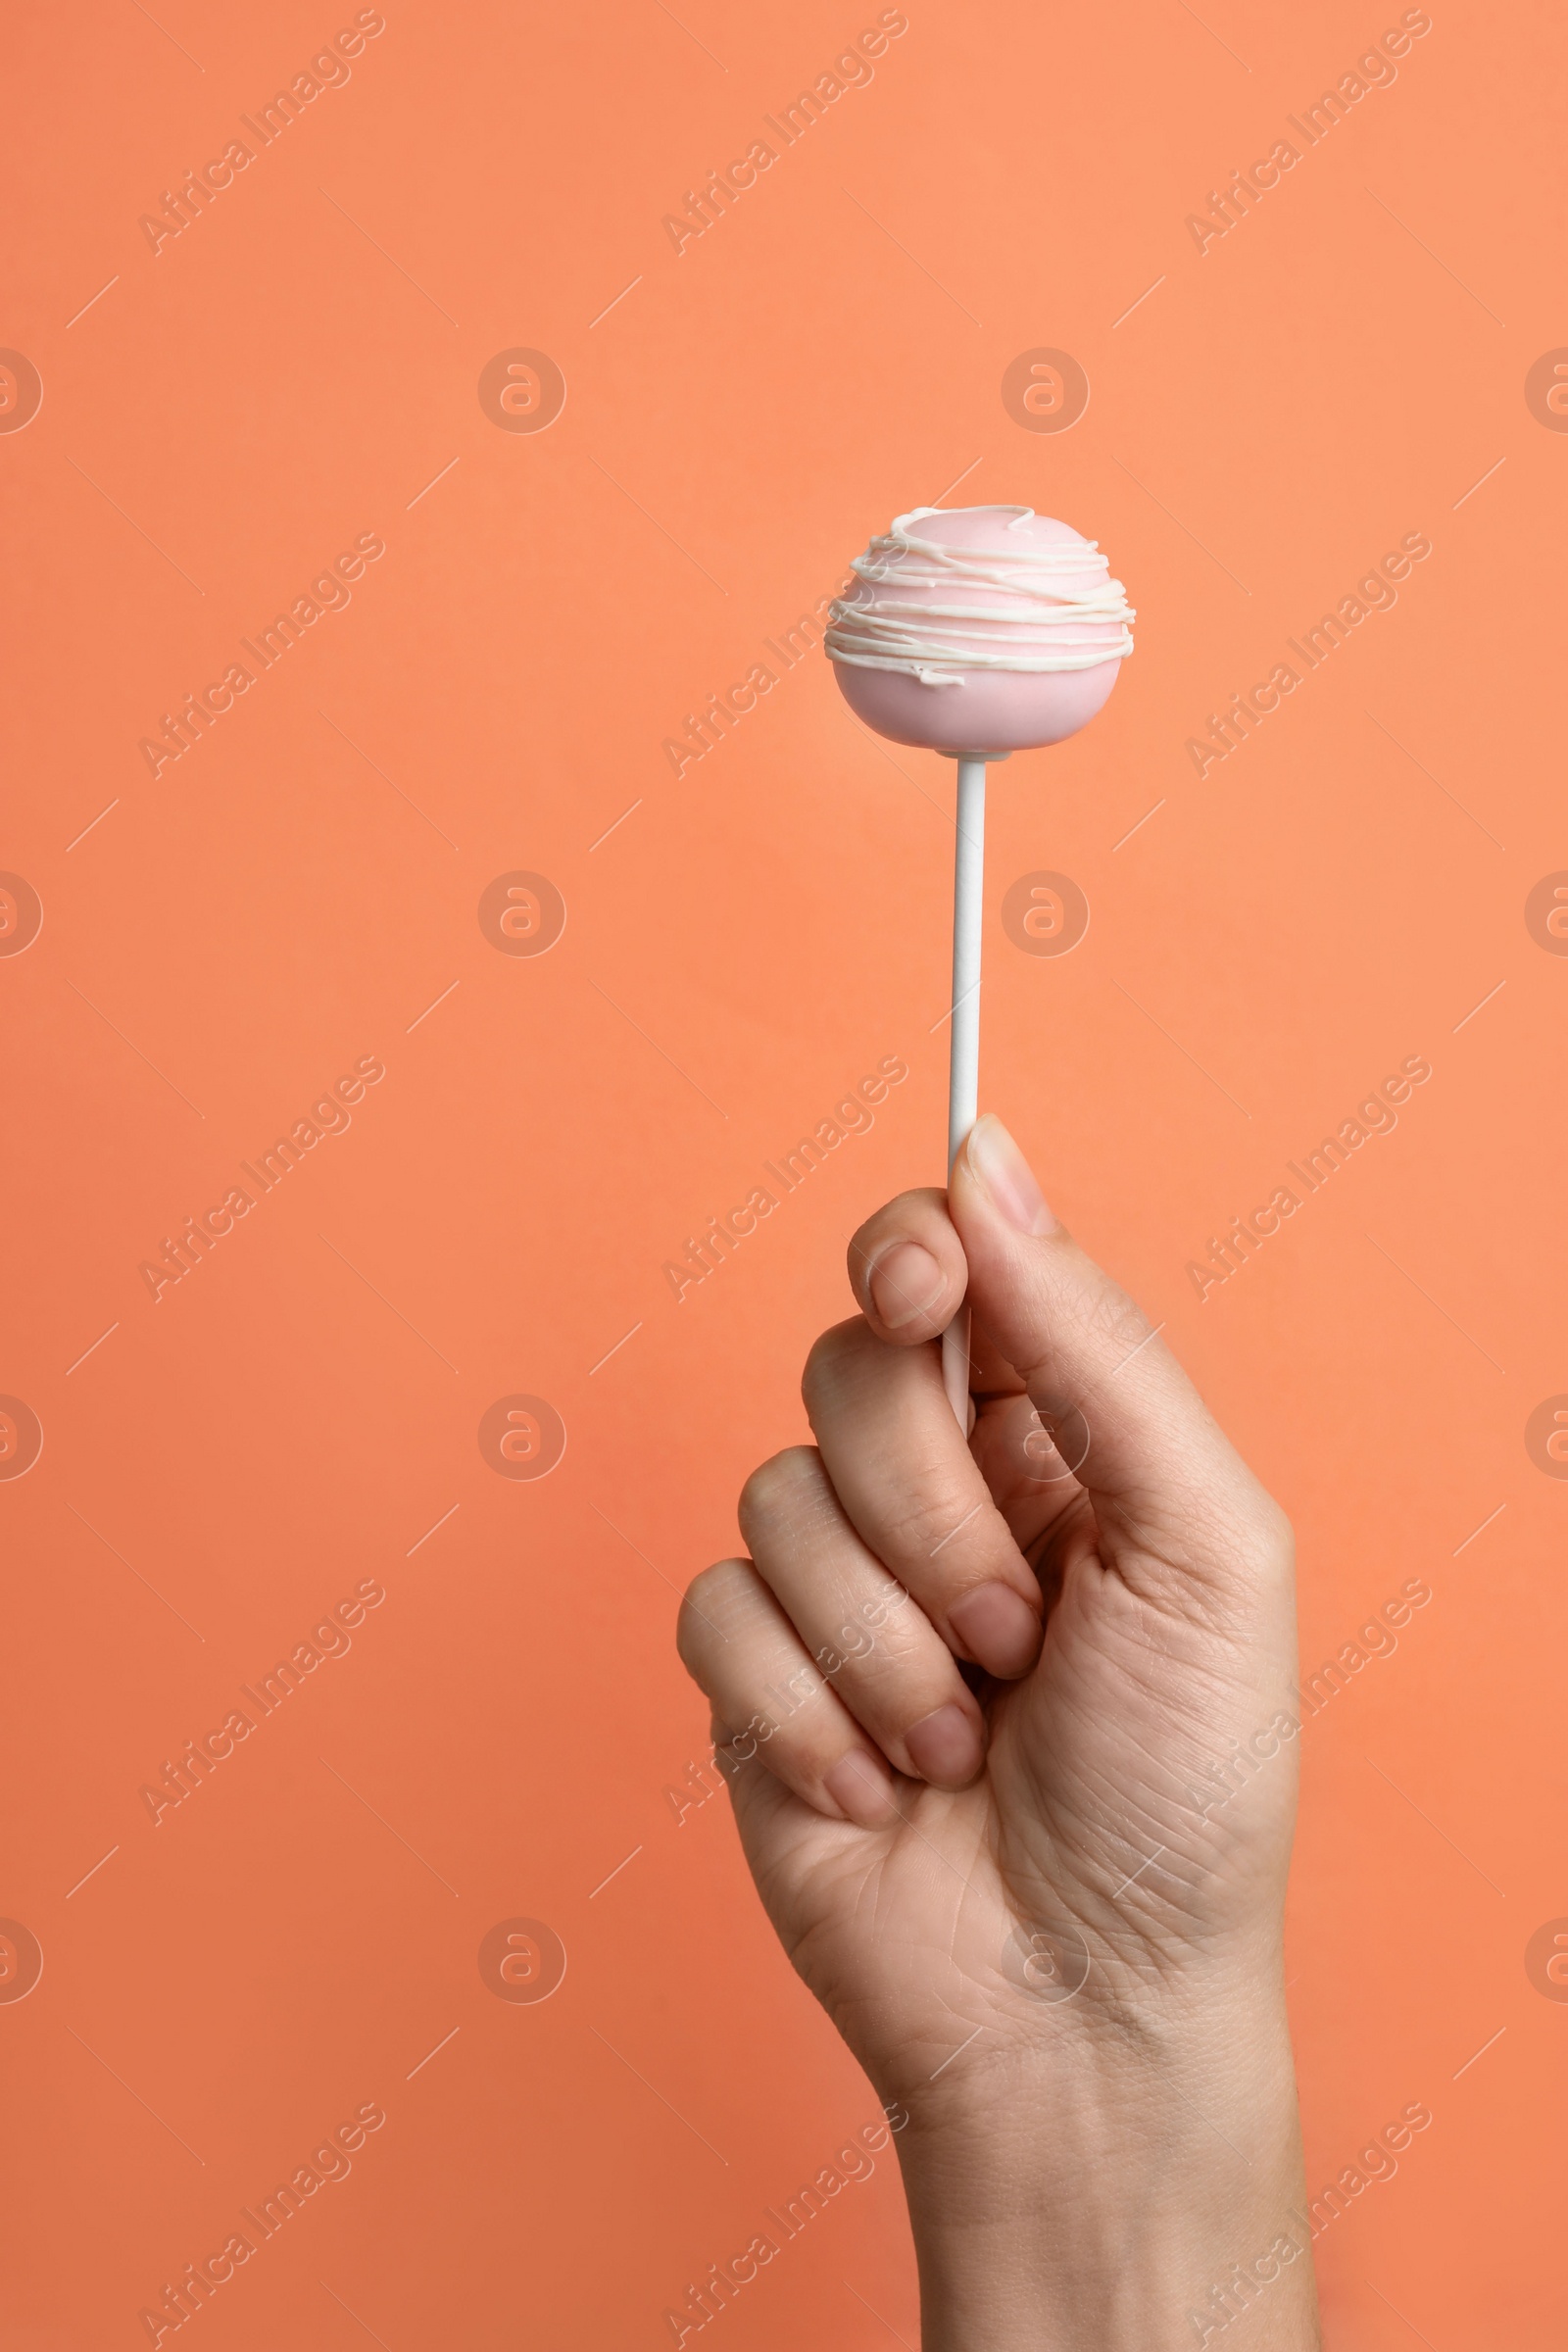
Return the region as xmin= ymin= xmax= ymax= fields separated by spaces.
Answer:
xmin=949 ymin=1114 xmax=1283 ymax=1578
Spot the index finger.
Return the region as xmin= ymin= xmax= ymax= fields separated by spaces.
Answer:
xmin=847 ymin=1187 xmax=968 ymax=1346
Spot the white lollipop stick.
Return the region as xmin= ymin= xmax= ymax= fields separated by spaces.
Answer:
xmin=942 ymin=753 xmax=1003 ymax=1427
xmin=824 ymin=507 xmax=1134 ymax=1429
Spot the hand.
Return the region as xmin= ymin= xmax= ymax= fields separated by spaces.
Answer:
xmin=677 ymin=1115 xmax=1321 ymax=2349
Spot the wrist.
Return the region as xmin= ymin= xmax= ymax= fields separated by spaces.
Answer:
xmin=894 ymin=1981 xmax=1319 ymax=2351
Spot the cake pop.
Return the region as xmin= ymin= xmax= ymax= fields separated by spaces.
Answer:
xmin=825 ymin=504 xmax=1134 ymax=1422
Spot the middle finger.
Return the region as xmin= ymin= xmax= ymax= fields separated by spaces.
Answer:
xmin=802 ymin=1317 xmax=1045 ymax=1679
xmin=739 ymin=1446 xmax=988 ymax=1788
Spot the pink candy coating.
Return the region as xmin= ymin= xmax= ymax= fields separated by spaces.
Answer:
xmin=830 ymin=506 xmax=1127 ymax=755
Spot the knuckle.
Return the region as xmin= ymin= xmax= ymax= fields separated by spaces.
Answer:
xmin=847 ymin=1189 xmax=951 ymax=1284
xmin=1078 ymin=1269 xmax=1149 ymax=1358
xmin=1259 ymin=1493 xmax=1296 ymax=1568
xmin=880 ymin=1478 xmax=985 ymax=1567
xmin=801 ymin=1317 xmax=873 ymax=1414
xmin=892 ymin=1185 xmax=952 ymax=1226
xmin=845 ymin=1216 xmax=887 ymax=1291
xmin=674 ymin=1597 xmax=705 ymax=1676
xmin=1014 ymin=1270 xmax=1148 ymax=1396
xmin=737 ymin=1445 xmax=820 ymax=1540
xmin=677 ymin=1557 xmax=751 ymax=1664
xmin=813 ymin=1584 xmax=917 ymax=1683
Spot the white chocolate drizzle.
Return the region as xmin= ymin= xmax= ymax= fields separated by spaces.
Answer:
xmin=825 ymin=505 xmax=1134 ymax=687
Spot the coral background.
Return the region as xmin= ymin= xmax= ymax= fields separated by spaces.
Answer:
xmin=2 ymin=0 xmax=1564 ymax=2343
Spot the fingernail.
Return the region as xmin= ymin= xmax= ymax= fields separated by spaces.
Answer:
xmin=824 ymin=1749 xmax=898 ymax=1827
xmin=948 ymin=1582 xmax=1043 ymax=1679
xmin=905 ymin=1702 xmax=985 ymax=1788
xmin=868 ymin=1239 xmax=947 ymax=1330
xmin=964 ymin=1114 xmax=1055 ymax=1237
